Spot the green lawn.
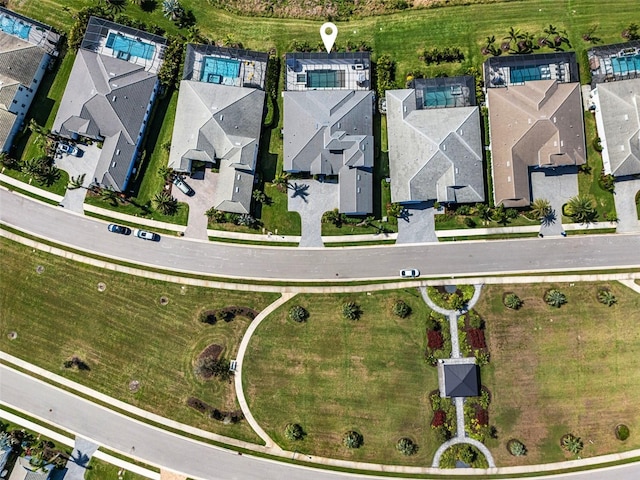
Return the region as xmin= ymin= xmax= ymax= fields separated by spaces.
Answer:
xmin=580 ymin=113 xmax=616 ymax=220
xmin=475 ymin=282 xmax=640 ymax=466
xmin=84 ymin=458 xmax=147 ymax=480
xmin=244 ymin=290 xmax=440 ymax=465
xmin=84 ymin=193 xmax=190 ymax=226
xmin=1 ymin=167 xmax=69 ymax=197
xmin=0 ymin=238 xmax=279 ymax=443
xmin=254 ymin=184 xmax=301 ymax=236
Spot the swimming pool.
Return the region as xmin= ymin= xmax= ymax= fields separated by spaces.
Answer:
xmin=0 ymin=14 xmax=31 ymax=39
xmin=510 ymin=65 xmax=551 ymax=84
xmin=106 ymin=32 xmax=155 ymax=60
xmin=200 ymin=57 xmax=241 ymax=83
xmin=611 ymin=54 xmax=640 ymax=75
xmin=307 ymin=70 xmax=339 ymax=88
xmin=423 ymin=86 xmax=460 ymax=108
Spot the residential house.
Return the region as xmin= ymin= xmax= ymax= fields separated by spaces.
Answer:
xmin=52 ymin=17 xmax=166 ymax=192
xmin=283 ymin=52 xmax=374 ymax=215
xmin=386 ymin=76 xmax=485 ymax=205
xmin=8 ymin=457 xmax=53 ymax=480
xmin=0 ymin=7 xmax=59 ymax=153
xmin=168 ymin=45 xmax=268 ymax=213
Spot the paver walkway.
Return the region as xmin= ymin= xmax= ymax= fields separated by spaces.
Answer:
xmin=64 ymin=436 xmax=100 ymax=480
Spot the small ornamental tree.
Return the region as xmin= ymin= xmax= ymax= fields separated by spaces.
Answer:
xmin=342 ymin=302 xmax=362 ymax=321
xmin=392 ymin=300 xmax=411 ymax=318
xmin=545 ymin=289 xmax=567 ymax=308
xmin=284 ymin=423 xmax=304 ymax=441
xmin=509 ymin=439 xmax=527 ymax=456
xmin=396 ymin=437 xmax=418 ymax=456
xmin=343 ymin=430 xmax=363 ymax=449
xmin=288 ymin=305 xmax=309 ymax=323
xmin=504 ymin=293 xmax=523 ymax=310
xmin=597 ymin=289 xmax=617 ymax=307
xmin=561 ymin=433 xmax=584 ymax=456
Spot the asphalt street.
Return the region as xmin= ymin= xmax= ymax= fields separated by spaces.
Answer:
xmin=1 ymin=190 xmax=639 ymax=281
xmin=2 ymin=365 xmax=640 ymax=480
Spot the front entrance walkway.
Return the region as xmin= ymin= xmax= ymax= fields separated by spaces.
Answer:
xmin=288 ymin=180 xmax=339 ymax=248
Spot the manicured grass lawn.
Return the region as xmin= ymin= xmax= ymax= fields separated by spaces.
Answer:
xmin=0 ymin=238 xmax=279 ymax=443
xmin=84 ymin=193 xmax=190 ymax=226
xmin=580 ymin=112 xmax=616 ymax=220
xmin=475 ymin=282 xmax=640 ymax=466
xmin=256 ymin=184 xmax=302 ymax=236
xmin=85 ymin=458 xmax=147 ymax=480
xmin=1 ymin=167 xmax=69 ymax=197
xmin=435 ymin=213 xmax=539 ymax=230
xmin=243 ymin=290 xmax=440 ymax=465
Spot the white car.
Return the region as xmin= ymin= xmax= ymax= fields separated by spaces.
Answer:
xmin=400 ymin=268 xmax=420 ymax=278
xmin=58 ymin=143 xmax=79 ymax=156
xmin=133 ymin=229 xmax=160 ymax=241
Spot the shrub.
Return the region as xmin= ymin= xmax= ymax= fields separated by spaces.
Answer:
xmin=475 ymin=409 xmax=489 ymax=426
xmin=288 ymin=305 xmax=309 ymax=323
xmin=545 ymin=289 xmax=567 ymax=308
xmin=343 ymin=430 xmax=363 ymax=449
xmin=561 ymin=433 xmax=584 ymax=455
xmin=284 ymin=423 xmax=304 ymax=441
xmin=425 ymin=314 xmax=440 ymax=331
xmin=615 ymin=424 xmax=630 ymax=441
xmin=508 ymin=439 xmax=527 ymax=456
xmin=504 ymin=293 xmax=523 ymax=310
xmin=467 ymin=329 xmax=486 ymax=349
xmin=199 ymin=310 xmax=217 ymax=324
xmin=468 ymin=311 xmax=483 ymax=329
xmin=475 ymin=350 xmax=490 ymax=366
xmin=396 ymin=437 xmax=418 ymax=456
xmin=194 ymin=356 xmax=231 ymax=381
xmin=599 ymin=170 xmax=615 ymax=193
xmin=464 ymin=217 xmax=476 ymax=228
xmin=342 ymin=302 xmax=362 ymax=321
xmin=433 ymin=425 xmax=450 ymax=443
xmin=392 ymin=300 xmax=411 ymax=318
xmin=376 ymin=54 xmax=396 ymax=96
xmin=598 ymin=289 xmax=617 ymax=306
xmin=431 ymin=410 xmax=446 ymax=428
xmin=449 ymin=294 xmax=466 ymax=311
xmin=427 ymin=330 xmax=444 ymax=350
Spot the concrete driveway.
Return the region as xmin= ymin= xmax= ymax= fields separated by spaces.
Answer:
xmin=530 ymin=167 xmax=578 ymax=236
xmin=396 ymin=202 xmax=437 ymax=244
xmin=171 ymin=171 xmax=217 ymax=240
xmin=614 ymin=177 xmax=640 ymax=233
xmin=55 ymin=143 xmax=101 ymax=213
xmin=288 ymin=179 xmax=339 ymax=248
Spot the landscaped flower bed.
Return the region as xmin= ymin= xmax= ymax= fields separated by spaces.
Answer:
xmin=459 ymin=309 xmax=490 ymax=365
xmin=429 ymin=390 xmax=456 ymax=442
xmin=424 ymin=311 xmax=451 ymax=365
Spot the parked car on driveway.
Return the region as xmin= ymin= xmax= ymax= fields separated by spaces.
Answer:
xmin=400 ymin=268 xmax=420 ymax=278
xmin=58 ymin=143 xmax=79 ymax=156
xmin=107 ymin=224 xmax=131 ymax=235
xmin=172 ymin=176 xmax=195 ymax=196
xmin=133 ymin=229 xmax=160 ymax=241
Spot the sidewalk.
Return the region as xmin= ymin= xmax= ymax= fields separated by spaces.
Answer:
xmin=1 ymin=174 xmax=619 ymax=245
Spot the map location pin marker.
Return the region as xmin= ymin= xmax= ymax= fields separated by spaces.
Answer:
xmin=320 ymin=22 xmax=338 ymax=53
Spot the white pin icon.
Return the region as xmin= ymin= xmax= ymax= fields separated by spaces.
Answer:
xmin=320 ymin=22 xmax=338 ymax=53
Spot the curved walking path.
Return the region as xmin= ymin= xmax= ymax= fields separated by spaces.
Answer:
xmin=234 ymin=293 xmax=296 ymax=450
xmin=420 ymin=285 xmax=495 ymax=468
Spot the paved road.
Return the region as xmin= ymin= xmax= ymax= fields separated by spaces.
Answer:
xmin=2 ymin=365 xmax=640 ymax=480
xmin=2 ymin=190 xmax=639 ymax=281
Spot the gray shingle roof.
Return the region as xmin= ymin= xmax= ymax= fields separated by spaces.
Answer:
xmin=53 ymin=49 xmax=158 ymax=191
xmin=0 ymin=33 xmax=45 ymax=86
xmin=284 ymin=90 xmax=374 ymax=214
xmin=386 ymin=89 xmax=485 ymax=204
xmin=168 ymin=80 xmax=264 ymax=214
xmin=595 ymin=78 xmax=640 ymax=176
xmin=443 ymin=363 xmax=479 ymax=398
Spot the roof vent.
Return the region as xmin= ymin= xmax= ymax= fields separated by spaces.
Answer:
xmin=112 ymin=96 xmax=116 ymax=102
xmin=553 ymin=117 xmax=556 ymax=123
xmin=219 ymin=114 xmax=224 ymax=121
xmin=111 ymin=162 xmax=116 ymax=167
xmin=357 ymin=174 xmax=361 ymax=181
xmin=507 ymin=175 xmax=511 ymax=182
xmin=235 ymin=187 xmax=239 ymax=193
xmin=624 ymin=114 xmax=629 ymax=120
xmin=237 ymin=174 xmax=241 ymax=180
xmin=116 ymin=149 xmax=120 ymax=155
xmin=337 ymin=122 xmax=341 ymax=128
xmin=357 ymin=187 xmax=361 ymax=193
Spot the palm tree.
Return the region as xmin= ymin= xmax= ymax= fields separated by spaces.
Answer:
xmin=153 ymin=191 xmax=178 ymax=215
xmin=492 ymin=204 xmax=508 ymax=225
xmin=504 ymin=26 xmax=523 ymax=46
xmin=565 ymin=195 xmax=597 ymax=224
xmin=543 ymin=24 xmax=558 ymax=46
xmin=0 ymin=152 xmax=18 ymax=170
xmin=342 ymin=302 xmax=362 ymax=321
xmin=205 ymin=207 xmax=226 ymax=223
xmin=252 ymin=189 xmax=267 ymax=204
xmin=272 ymin=172 xmax=290 ymax=191
xmin=68 ymin=173 xmax=86 ymax=190
xmin=476 ymin=203 xmax=493 ymax=225
xmin=531 ymin=198 xmax=552 ymax=220
xmin=597 ymin=289 xmax=617 ymax=307
xmin=101 ymin=0 xmax=127 ymax=13
xmin=162 ymin=0 xmax=183 ymax=20
xmin=504 ymin=293 xmax=523 ymax=310
xmin=545 ymin=289 xmax=567 ymax=308
xmin=28 ymin=118 xmax=45 ymax=135
xmin=100 ymin=187 xmax=120 ymax=207
xmin=37 ymin=165 xmax=61 ymax=186
xmin=20 ymin=156 xmax=49 ymax=181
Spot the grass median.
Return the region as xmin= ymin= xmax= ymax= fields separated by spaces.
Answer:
xmin=0 ymin=237 xmax=279 ymax=444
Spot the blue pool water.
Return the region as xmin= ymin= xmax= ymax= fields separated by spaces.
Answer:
xmin=306 ymin=70 xmax=339 ymax=88
xmin=0 ymin=15 xmax=31 ymax=39
xmin=510 ymin=65 xmax=551 ymax=83
xmin=611 ymin=54 xmax=640 ymax=75
xmin=106 ymin=33 xmax=155 ymax=60
xmin=424 ymin=87 xmax=457 ymax=108
xmin=201 ymin=57 xmax=241 ymax=83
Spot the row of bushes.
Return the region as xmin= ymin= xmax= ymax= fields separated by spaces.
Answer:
xmin=199 ymin=306 xmax=259 ymax=324
xmin=186 ymin=397 xmax=244 ymax=423
xmin=421 ymin=46 xmax=464 ymax=65
xmin=503 ymin=287 xmax=617 ymax=310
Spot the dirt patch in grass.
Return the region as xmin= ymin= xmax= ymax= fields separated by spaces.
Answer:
xmin=476 ymin=282 xmax=640 ymax=466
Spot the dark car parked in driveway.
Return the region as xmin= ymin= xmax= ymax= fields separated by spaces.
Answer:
xmin=172 ymin=176 xmax=195 ymax=196
xmin=134 ymin=228 xmax=160 ymax=241
xmin=107 ymin=224 xmax=131 ymax=235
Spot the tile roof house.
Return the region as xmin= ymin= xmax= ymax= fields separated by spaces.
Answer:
xmin=7 ymin=457 xmax=53 ymax=480
xmin=0 ymin=8 xmax=59 ymax=153
xmin=284 ymin=89 xmax=374 ymax=214
xmin=487 ymin=80 xmax=586 ymax=207
xmin=168 ymin=45 xmax=268 ymax=214
xmin=592 ymin=78 xmax=640 ymax=177
xmin=386 ymin=88 xmax=485 ymax=204
xmin=52 ymin=17 xmax=165 ymax=192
